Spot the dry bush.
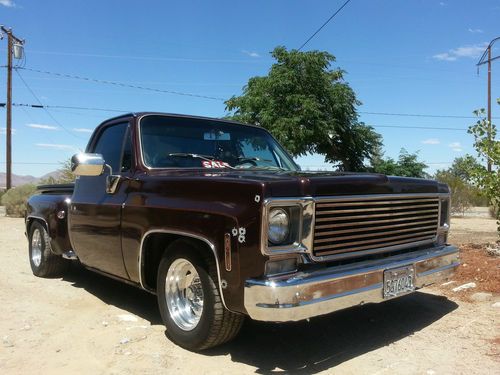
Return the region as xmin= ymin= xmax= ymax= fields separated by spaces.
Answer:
xmin=0 ymin=184 xmax=37 ymax=217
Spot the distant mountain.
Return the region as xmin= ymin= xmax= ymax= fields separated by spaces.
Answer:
xmin=0 ymin=170 xmax=62 ymax=189
xmin=39 ymin=170 xmax=64 ymax=182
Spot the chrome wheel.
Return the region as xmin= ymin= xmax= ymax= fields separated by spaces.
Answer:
xmin=31 ymin=228 xmax=42 ymax=267
xmin=165 ymin=258 xmax=204 ymax=331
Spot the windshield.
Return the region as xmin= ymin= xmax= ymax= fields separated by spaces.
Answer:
xmin=140 ymin=115 xmax=299 ymax=171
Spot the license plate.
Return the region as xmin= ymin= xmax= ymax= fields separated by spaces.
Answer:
xmin=383 ymin=265 xmax=415 ymax=299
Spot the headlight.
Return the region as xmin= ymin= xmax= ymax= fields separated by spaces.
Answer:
xmin=260 ymin=199 xmax=314 ymax=256
xmin=268 ymin=208 xmax=290 ymax=244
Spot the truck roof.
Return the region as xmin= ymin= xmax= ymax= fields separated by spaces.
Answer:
xmin=99 ymin=112 xmax=261 ymax=129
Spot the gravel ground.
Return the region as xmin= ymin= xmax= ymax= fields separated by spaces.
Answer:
xmin=0 ymin=216 xmax=498 ymax=374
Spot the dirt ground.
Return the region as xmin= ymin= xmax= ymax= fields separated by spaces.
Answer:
xmin=0 ymin=215 xmax=499 ymax=374
xmin=448 ymin=214 xmax=498 ymax=244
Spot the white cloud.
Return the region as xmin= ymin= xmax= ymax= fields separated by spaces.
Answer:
xmin=422 ymin=138 xmax=440 ymax=145
xmin=468 ymin=28 xmax=484 ymax=34
xmin=0 ymin=0 xmax=15 ymax=7
xmin=242 ymin=50 xmax=260 ymax=58
xmin=73 ymin=128 xmax=93 ymax=133
xmin=36 ymin=143 xmax=77 ymax=151
xmin=453 ymin=44 xmax=487 ymax=57
xmin=433 ymin=42 xmax=487 ymax=61
xmin=433 ymin=53 xmax=456 ymax=61
xmin=448 ymin=142 xmax=463 ymax=152
xmin=27 ymin=123 xmax=58 ymax=130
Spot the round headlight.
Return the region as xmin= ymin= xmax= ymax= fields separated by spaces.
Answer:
xmin=268 ymin=208 xmax=290 ymax=245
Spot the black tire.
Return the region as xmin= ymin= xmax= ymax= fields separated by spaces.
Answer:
xmin=156 ymin=240 xmax=244 ymax=351
xmin=28 ymin=221 xmax=68 ymax=278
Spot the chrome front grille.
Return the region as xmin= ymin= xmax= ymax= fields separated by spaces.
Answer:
xmin=313 ymin=195 xmax=440 ymax=260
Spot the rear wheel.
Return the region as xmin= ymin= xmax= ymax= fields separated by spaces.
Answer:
xmin=156 ymin=240 xmax=244 ymax=351
xmin=29 ymin=221 xmax=68 ymax=277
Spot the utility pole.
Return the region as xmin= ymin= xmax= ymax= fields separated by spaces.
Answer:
xmin=1 ymin=26 xmax=24 ymax=190
xmin=477 ymin=37 xmax=500 ymax=173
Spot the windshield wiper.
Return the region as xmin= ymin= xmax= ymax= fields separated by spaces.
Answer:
xmin=169 ymin=152 xmax=215 ymax=161
xmin=237 ymin=156 xmax=273 ymax=163
xmin=248 ymin=165 xmax=288 ymax=171
xmin=168 ymin=153 xmax=236 ymax=169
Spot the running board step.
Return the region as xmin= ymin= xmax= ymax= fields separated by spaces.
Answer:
xmin=62 ymin=250 xmax=78 ymax=260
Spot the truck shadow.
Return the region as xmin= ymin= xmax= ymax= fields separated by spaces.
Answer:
xmin=205 ymin=292 xmax=458 ymax=374
xmin=62 ymin=265 xmax=458 ymax=373
xmin=62 ymin=263 xmax=162 ymax=324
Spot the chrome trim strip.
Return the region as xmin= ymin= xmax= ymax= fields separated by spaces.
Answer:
xmin=26 ymin=215 xmax=49 ymax=231
xmin=317 ymin=198 xmax=440 ymax=207
xmin=244 ymin=244 xmax=459 ymax=322
xmin=255 ymin=283 xmax=384 ymax=309
xmin=313 ymin=193 xmax=451 ymax=202
xmin=313 ymin=226 xmax=437 ymax=244
xmin=313 ymin=238 xmax=436 ymax=260
xmin=138 ymin=229 xmax=230 ymax=310
xmin=417 ymin=262 xmax=458 ymax=278
xmin=316 ymin=203 xmax=439 ymax=215
xmin=137 ymin=114 xmax=156 ymax=171
xmin=315 ymin=215 xmax=438 ymax=229
xmin=315 ymin=219 xmax=438 ymax=236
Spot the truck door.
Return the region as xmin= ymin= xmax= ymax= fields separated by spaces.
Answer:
xmin=68 ymin=121 xmax=133 ymax=278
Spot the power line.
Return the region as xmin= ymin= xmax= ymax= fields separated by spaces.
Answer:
xmin=15 ymin=49 xmax=269 ymax=64
xmin=4 ymin=102 xmax=127 ymax=113
xmin=369 ymin=124 xmax=467 ymax=131
xmin=360 ymin=111 xmax=499 ymax=120
xmin=14 ymin=69 xmax=85 ymax=140
xmin=5 ymin=102 xmax=496 ymax=121
xmin=16 ymin=67 xmax=226 ymax=101
xmin=3 ymin=102 xmax=488 ymax=123
xmin=0 ymin=102 xmax=475 ymax=131
xmin=0 ymin=161 xmax=61 ymax=165
xmin=298 ymin=0 xmax=352 ymax=51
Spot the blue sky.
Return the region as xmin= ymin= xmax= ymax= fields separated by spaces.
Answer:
xmin=0 ymin=0 xmax=499 ymax=177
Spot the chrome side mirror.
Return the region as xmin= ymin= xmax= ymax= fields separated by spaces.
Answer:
xmin=71 ymin=153 xmax=105 ymax=176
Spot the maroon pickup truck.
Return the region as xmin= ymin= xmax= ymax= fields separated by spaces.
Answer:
xmin=26 ymin=112 xmax=459 ymax=350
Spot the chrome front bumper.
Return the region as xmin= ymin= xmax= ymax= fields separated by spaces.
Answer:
xmin=244 ymin=245 xmax=459 ymax=322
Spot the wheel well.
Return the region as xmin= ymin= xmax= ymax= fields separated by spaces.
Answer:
xmin=142 ymin=233 xmax=216 ymax=292
xmin=26 ymin=217 xmax=48 ymax=235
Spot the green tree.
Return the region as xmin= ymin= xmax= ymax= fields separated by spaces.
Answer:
xmin=372 ymin=149 xmax=428 ymax=178
xmin=39 ymin=158 xmax=75 ymax=185
xmin=448 ymin=155 xmax=484 ymax=182
xmin=225 ymin=46 xmax=382 ymax=171
xmin=468 ymin=103 xmax=500 ymax=234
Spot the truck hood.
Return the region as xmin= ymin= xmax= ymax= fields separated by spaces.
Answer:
xmin=144 ymin=169 xmax=447 ymax=197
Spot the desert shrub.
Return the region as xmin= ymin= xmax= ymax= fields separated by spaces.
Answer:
xmin=490 ymin=204 xmax=499 ymax=219
xmin=0 ymin=189 xmax=5 ymax=205
xmin=470 ymin=190 xmax=489 ymax=207
xmin=1 ymin=184 xmax=37 ymax=217
xmin=435 ymin=171 xmax=475 ymax=215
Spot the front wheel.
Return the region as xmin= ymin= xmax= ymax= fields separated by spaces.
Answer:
xmin=157 ymin=240 xmax=244 ymax=350
xmin=29 ymin=221 xmax=68 ymax=277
